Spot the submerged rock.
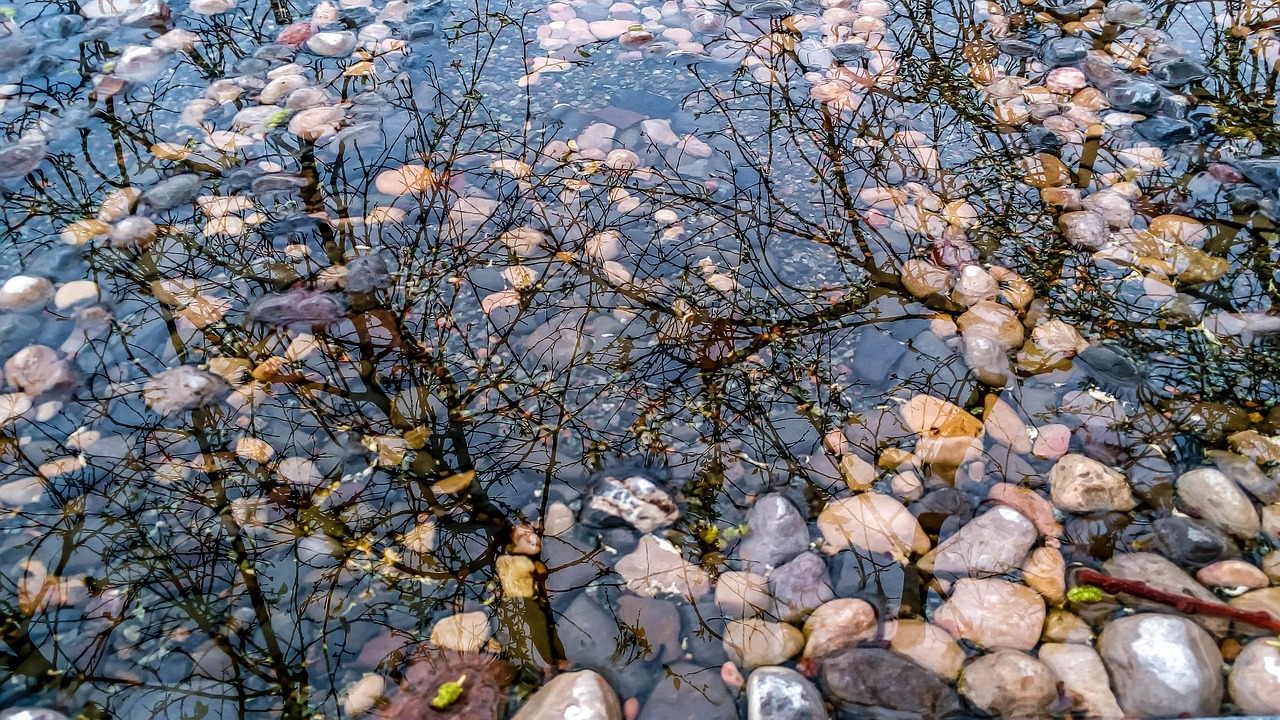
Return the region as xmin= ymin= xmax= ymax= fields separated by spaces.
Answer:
xmin=918 ymin=505 xmax=1036 ymax=578
xmin=580 ymin=465 xmax=680 ymax=533
xmin=769 ymin=551 xmax=835 ymax=621
xmin=1098 ymin=614 xmax=1223 ymax=717
xmin=4 ymin=345 xmax=79 ymax=401
xmin=0 ymin=140 xmax=48 ymax=179
xmin=143 ymin=365 xmax=230 ymax=416
xmin=745 ymin=667 xmax=825 ymax=720
xmin=1037 ymin=643 xmax=1123 ymax=718
xmin=1175 ymin=467 xmax=1260 ymax=538
xmin=615 ymin=534 xmax=710 ymax=599
xmin=736 ymin=493 xmax=810 ymax=568
xmin=1048 ymin=454 xmax=1136 ymax=513
xmin=1229 ymin=638 xmax=1280 ymax=715
xmin=932 ymin=578 xmax=1045 ymax=650
xmin=959 ymin=649 xmax=1059 ymax=718
xmin=820 ymin=647 xmax=963 ymax=719
xmin=511 ymin=670 xmax=622 ymax=720
xmin=247 ymin=288 xmax=347 ymax=328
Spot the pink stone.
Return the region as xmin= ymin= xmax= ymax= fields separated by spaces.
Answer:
xmin=1032 ymin=423 xmax=1071 ymax=460
xmin=276 ymin=21 xmax=314 ymax=48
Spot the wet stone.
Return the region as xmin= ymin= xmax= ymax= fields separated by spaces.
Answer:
xmin=142 ymin=365 xmax=229 ymax=416
xmin=735 ymin=493 xmax=810 ymax=568
xmin=247 ymin=289 xmax=347 ymax=328
xmin=1229 ymin=638 xmax=1280 ymax=715
xmin=918 ymin=505 xmax=1036 ymax=578
xmin=344 ymin=253 xmax=391 ymax=294
xmin=558 ymin=594 xmax=656 ymax=699
xmin=1038 ymin=37 xmax=1088 ymax=68
xmin=1149 ymin=59 xmax=1208 ymax=87
xmin=141 ymin=174 xmax=201 ymax=210
xmin=959 ymin=649 xmax=1059 ymax=718
xmin=820 ymin=647 xmax=964 ymax=720
xmin=745 ymin=667 xmax=825 ymax=720
xmin=511 ymin=670 xmax=622 ymax=720
xmin=580 ymin=466 xmax=680 ymax=533
xmin=1232 ymin=157 xmax=1280 ymax=190
xmin=1135 ymin=116 xmax=1198 ymax=144
xmin=1098 ymin=614 xmax=1223 ymax=717
xmin=769 ymin=551 xmax=835 ymax=622
xmin=1105 ymin=81 xmax=1164 ymax=115
xmin=1103 ymin=553 xmax=1230 ymax=636
xmin=1151 ymin=515 xmax=1236 ymax=569
xmin=4 ymin=345 xmax=78 ymax=401
xmin=1176 ymin=467 xmax=1260 ymax=538
xmin=0 ymin=141 xmax=49 ymax=180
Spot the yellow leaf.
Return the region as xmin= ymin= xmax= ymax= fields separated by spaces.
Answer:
xmin=432 ymin=470 xmax=475 ymax=495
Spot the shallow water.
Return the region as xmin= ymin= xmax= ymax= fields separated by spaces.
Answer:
xmin=1 ymin=0 xmax=1279 ymax=716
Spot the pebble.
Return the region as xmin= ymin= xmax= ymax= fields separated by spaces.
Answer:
xmin=511 ymin=670 xmax=622 ymax=720
xmin=932 ymin=578 xmax=1045 ymax=650
xmin=1022 ymin=547 xmax=1066 ymax=603
xmin=721 ymin=618 xmax=803 ymax=668
xmin=615 ymin=534 xmax=710 ymax=599
xmin=744 ymin=667 xmax=825 ymax=720
xmin=884 ymin=619 xmax=965 ymax=679
xmin=769 ymin=552 xmax=834 ymax=622
xmin=1059 ymin=210 xmax=1110 ymax=249
xmin=142 ymin=365 xmax=230 ymax=416
xmin=918 ymin=505 xmax=1036 ymax=577
xmin=0 ymin=277 xmax=54 ymax=319
xmin=54 ymin=281 xmax=99 ymax=310
xmin=109 ymin=215 xmax=157 ymax=247
xmin=4 ymin=345 xmax=78 ymax=401
xmin=737 ymin=491 xmax=803 ymax=566
xmin=820 ymin=647 xmax=963 ymax=718
xmin=716 ymin=571 xmax=771 ymax=618
xmin=1228 ymin=638 xmax=1280 ymax=715
xmin=1098 ymin=614 xmax=1223 ymax=717
xmin=802 ymin=598 xmax=877 ymax=660
xmin=1209 ymin=450 xmax=1280 ymax=503
xmin=1048 ymin=454 xmax=1137 ymax=513
xmin=114 ymin=45 xmax=170 ymax=82
xmin=1041 ymin=610 xmax=1094 ymax=645
xmin=959 ymin=649 xmax=1059 ymax=718
xmin=342 ymin=674 xmax=385 ymax=716
xmin=580 ymin=467 xmax=680 ymax=533
xmin=1195 ymin=559 xmax=1269 ymax=589
xmin=142 ymin=173 xmax=200 ymax=209
xmin=1175 ymin=467 xmax=1260 ymax=538
xmin=1037 ymin=643 xmax=1123 ymax=718
xmin=1152 ymin=515 xmax=1236 ymax=568
xmin=987 ymin=483 xmax=1063 ymax=538
xmin=429 ymin=611 xmax=492 ymax=652
xmin=307 ymin=31 xmax=358 ymax=56
xmin=817 ymin=492 xmax=930 ymax=559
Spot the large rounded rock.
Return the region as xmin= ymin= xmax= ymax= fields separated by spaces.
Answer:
xmin=817 ymin=492 xmax=930 ymax=559
xmin=1175 ymin=467 xmax=1260 ymax=538
xmin=820 ymin=647 xmax=963 ymax=719
xmin=722 ymin=619 xmax=803 ymax=668
xmin=616 ymin=535 xmax=710 ymax=600
xmin=736 ymin=493 xmax=809 ymax=568
xmin=932 ymin=578 xmax=1045 ymax=650
xmin=1098 ymin=614 xmax=1223 ymax=717
xmin=1229 ymin=638 xmax=1280 ymax=715
xmin=745 ymin=667 xmax=825 ymax=720
xmin=511 ymin=671 xmax=620 ymax=720
xmin=1037 ymin=643 xmax=1122 ymax=718
xmin=1049 ymin=454 xmax=1136 ymax=513
xmin=769 ymin=552 xmax=835 ymax=622
xmin=579 ymin=465 xmax=680 ymax=533
xmin=885 ymin=619 xmax=965 ymax=680
xmin=959 ymin=649 xmax=1059 ymax=717
xmin=918 ymin=505 xmax=1036 ymax=578
xmin=802 ymin=598 xmax=877 ymax=660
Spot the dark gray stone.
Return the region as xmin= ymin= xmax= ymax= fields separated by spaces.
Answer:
xmin=1152 ymin=515 xmax=1237 ymax=569
xmin=736 ymin=493 xmax=810 ymax=569
xmin=771 ymin=551 xmax=836 ymax=621
xmin=142 ymin=173 xmax=201 ymax=210
xmin=820 ymin=647 xmax=963 ymax=720
xmin=1105 ymin=81 xmax=1164 ymax=114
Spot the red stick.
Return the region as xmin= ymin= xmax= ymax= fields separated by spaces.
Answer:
xmin=1075 ymin=568 xmax=1280 ymax=633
